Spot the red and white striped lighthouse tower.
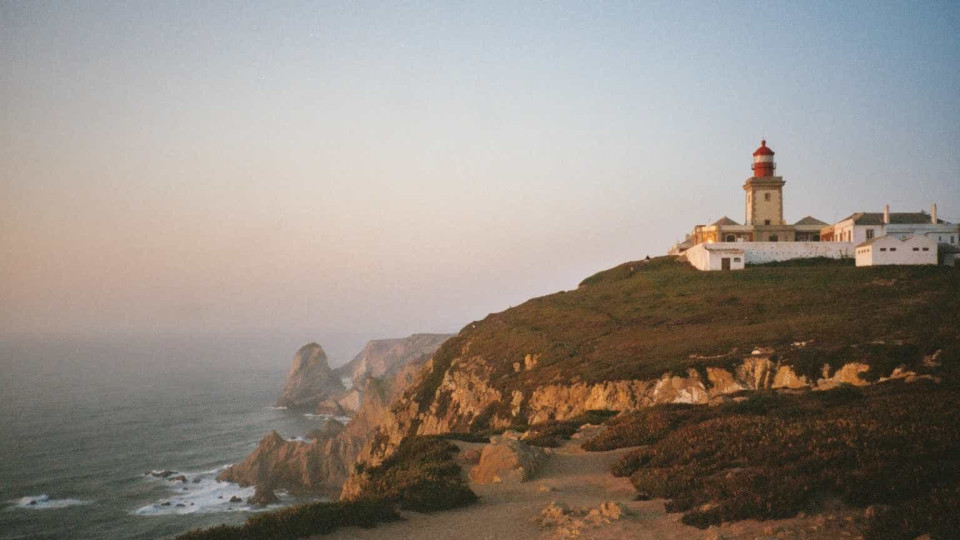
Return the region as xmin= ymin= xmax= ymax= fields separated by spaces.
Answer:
xmin=751 ymin=139 xmax=776 ymax=177
xmin=743 ymin=140 xmax=785 ymax=227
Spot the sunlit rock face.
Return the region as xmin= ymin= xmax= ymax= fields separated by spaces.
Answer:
xmin=341 ymin=342 xmax=921 ymax=501
xmin=336 ymin=334 xmax=453 ymax=388
xmin=222 ymin=344 xmax=434 ymax=497
xmin=276 ymin=343 xmax=345 ymax=411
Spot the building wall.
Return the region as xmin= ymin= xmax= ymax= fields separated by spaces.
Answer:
xmin=856 ymin=236 xmax=937 ymax=267
xmin=746 ymin=185 xmax=784 ymax=226
xmin=684 ymin=242 xmax=854 ymax=271
xmin=831 ymin=222 xmax=881 ymax=244
xmin=684 ymin=244 xmax=745 ymax=271
xmin=885 ymin=224 xmax=959 ymax=245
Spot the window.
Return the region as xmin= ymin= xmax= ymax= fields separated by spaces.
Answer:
xmin=769 ymin=234 xmax=779 ymax=242
xmin=890 ymin=248 xmax=897 ymax=252
xmin=952 ymin=236 xmax=956 ymax=244
xmin=866 ymin=229 xmax=875 ymax=240
xmin=913 ymin=248 xmax=920 ymax=251
xmin=880 ymin=248 xmax=887 ymax=252
xmin=764 ymin=193 xmax=771 ymax=201
xmin=923 ymin=247 xmax=930 ymax=251
xmin=725 ymin=234 xmax=736 ymax=242
xmin=734 ymin=257 xmax=741 ymax=262
xmin=764 ymin=220 xmax=771 ymax=225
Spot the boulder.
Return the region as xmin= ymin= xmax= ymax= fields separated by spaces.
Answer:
xmin=468 ymin=439 xmax=546 ymax=484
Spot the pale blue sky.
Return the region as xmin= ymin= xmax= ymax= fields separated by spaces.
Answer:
xmin=2 ymin=1 xmax=958 ymax=359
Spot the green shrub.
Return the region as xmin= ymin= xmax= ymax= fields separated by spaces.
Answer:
xmin=175 ymin=499 xmax=401 ymax=540
xmin=605 ymin=381 xmax=960 ymax=533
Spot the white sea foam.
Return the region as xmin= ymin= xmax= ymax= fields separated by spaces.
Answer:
xmin=133 ymin=466 xmax=284 ymax=516
xmin=10 ymin=494 xmax=92 ymax=510
xmin=302 ymin=413 xmax=352 ymax=425
xmin=263 ymin=406 xmax=287 ymax=410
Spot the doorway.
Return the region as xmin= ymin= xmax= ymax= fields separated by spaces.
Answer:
xmin=721 ymin=258 xmax=731 ymax=271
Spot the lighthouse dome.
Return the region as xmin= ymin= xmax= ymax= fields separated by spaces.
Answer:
xmin=753 ymin=140 xmax=775 ymax=156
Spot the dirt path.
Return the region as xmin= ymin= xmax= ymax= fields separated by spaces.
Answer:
xmin=323 ymin=436 xmax=704 ymax=540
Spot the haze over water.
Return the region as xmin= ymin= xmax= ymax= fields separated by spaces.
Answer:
xmin=0 ymin=335 xmax=336 ymax=540
xmin=2 ymin=2 xmax=958 ymax=342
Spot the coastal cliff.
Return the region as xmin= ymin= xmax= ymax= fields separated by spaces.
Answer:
xmin=335 ymin=333 xmax=452 ymax=386
xmin=219 ymin=336 xmax=436 ymax=495
xmin=341 ymin=258 xmax=958 ymax=499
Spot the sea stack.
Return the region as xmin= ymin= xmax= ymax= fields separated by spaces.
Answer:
xmin=275 ymin=343 xmax=345 ymax=411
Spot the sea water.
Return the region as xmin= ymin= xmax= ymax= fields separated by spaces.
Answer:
xmin=0 ymin=335 xmax=339 ymax=540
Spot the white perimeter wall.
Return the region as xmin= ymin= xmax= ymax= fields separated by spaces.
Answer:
xmin=684 ymin=242 xmax=855 ymax=270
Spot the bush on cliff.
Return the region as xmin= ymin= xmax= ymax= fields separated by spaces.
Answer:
xmin=596 ymin=380 xmax=960 ymax=538
xmin=178 ymin=437 xmax=476 ymax=539
xmin=175 ymin=499 xmax=400 ymax=540
xmin=359 ymin=436 xmax=477 ymax=512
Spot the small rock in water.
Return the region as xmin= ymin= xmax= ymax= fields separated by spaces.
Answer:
xmin=192 ymin=478 xmax=202 ymax=484
xmin=160 ymin=501 xmax=171 ymax=507
xmin=229 ymin=496 xmax=243 ymax=503
xmin=29 ymin=500 xmax=37 ymax=506
xmin=175 ymin=503 xmax=186 ymax=508
xmin=168 ymin=475 xmax=187 ymax=483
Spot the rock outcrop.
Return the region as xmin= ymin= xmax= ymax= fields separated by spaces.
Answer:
xmin=276 ymin=343 xmax=345 ymax=411
xmin=336 ymin=333 xmax=453 ymax=387
xmin=220 ymin=349 xmax=432 ymax=496
xmin=341 ymin=342 xmax=938 ymax=500
xmin=468 ymin=438 xmax=546 ymax=484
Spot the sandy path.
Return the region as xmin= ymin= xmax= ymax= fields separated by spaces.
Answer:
xmin=323 ymin=436 xmax=704 ymax=540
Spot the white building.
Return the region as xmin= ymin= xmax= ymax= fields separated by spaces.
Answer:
xmin=685 ymin=242 xmax=854 ymax=271
xmin=854 ymin=235 xmax=937 ymax=267
xmin=823 ymin=204 xmax=959 ymax=246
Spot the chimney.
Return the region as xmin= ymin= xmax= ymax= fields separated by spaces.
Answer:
xmin=932 ymin=203 xmax=938 ymax=224
xmin=883 ymin=204 xmax=890 ymax=225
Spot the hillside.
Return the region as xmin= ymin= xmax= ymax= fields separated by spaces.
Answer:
xmin=182 ymin=258 xmax=960 ymax=539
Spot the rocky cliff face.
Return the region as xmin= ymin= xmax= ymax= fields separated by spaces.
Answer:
xmin=336 ymin=333 xmax=452 ymax=387
xmin=220 ymin=347 xmax=433 ymax=496
xmin=340 ymin=341 xmax=939 ymax=499
xmin=275 ymin=343 xmax=345 ymax=411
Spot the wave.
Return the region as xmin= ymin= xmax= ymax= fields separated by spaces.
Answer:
xmin=302 ymin=413 xmax=352 ymax=424
xmin=133 ymin=467 xmax=283 ymax=516
xmin=9 ymin=494 xmax=93 ymax=510
xmin=262 ymin=406 xmax=287 ymax=410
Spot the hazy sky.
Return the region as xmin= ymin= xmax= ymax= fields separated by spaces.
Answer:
xmin=2 ymin=1 xmax=958 ymax=359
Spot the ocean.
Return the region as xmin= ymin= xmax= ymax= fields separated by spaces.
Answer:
xmin=0 ymin=334 xmax=346 ymax=540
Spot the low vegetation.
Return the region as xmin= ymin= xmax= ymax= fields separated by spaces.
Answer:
xmin=175 ymin=500 xmax=399 ymax=540
xmin=178 ymin=437 xmax=475 ymax=539
xmin=423 ymin=257 xmax=960 ymax=405
xmin=592 ymin=380 xmax=960 ymax=539
xmin=355 ymin=436 xmax=477 ymax=512
xmin=520 ymin=409 xmax=618 ymax=447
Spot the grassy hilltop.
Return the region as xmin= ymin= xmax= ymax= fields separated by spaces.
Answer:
xmin=414 ymin=257 xmax=959 ymax=418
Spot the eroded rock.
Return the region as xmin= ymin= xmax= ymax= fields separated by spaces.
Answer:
xmin=469 ymin=439 xmax=546 ymax=484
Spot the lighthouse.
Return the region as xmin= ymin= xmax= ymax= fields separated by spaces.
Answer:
xmin=743 ymin=140 xmax=786 ymax=227
xmin=751 ymin=139 xmax=776 ymax=177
